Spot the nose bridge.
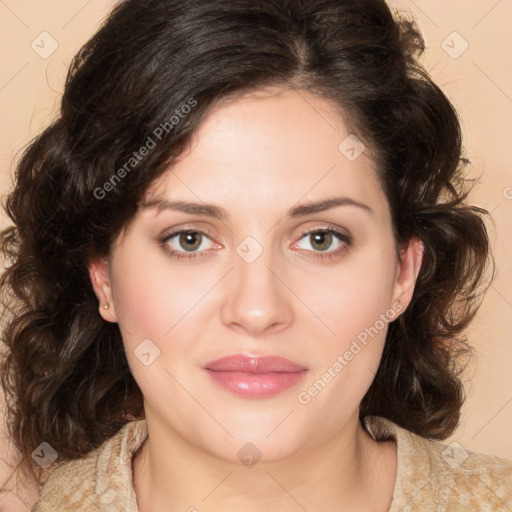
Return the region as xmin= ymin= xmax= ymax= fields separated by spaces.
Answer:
xmin=220 ymin=235 xmax=293 ymax=335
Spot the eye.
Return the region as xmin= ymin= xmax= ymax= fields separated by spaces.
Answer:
xmin=292 ymin=226 xmax=352 ymax=260
xmin=160 ymin=229 xmax=217 ymax=260
xmin=159 ymin=225 xmax=352 ymax=261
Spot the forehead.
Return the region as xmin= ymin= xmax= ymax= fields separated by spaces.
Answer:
xmin=142 ymin=88 xmax=386 ymax=223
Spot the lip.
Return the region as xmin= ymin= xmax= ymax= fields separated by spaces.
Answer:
xmin=203 ymin=355 xmax=308 ymax=398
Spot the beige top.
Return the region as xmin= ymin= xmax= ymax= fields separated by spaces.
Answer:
xmin=32 ymin=415 xmax=512 ymax=511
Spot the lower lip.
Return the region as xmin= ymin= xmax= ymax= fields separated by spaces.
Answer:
xmin=204 ymin=369 xmax=308 ymax=398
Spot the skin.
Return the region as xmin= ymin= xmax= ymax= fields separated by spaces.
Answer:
xmin=89 ymin=87 xmax=423 ymax=512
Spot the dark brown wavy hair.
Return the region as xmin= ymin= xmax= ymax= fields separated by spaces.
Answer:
xmin=0 ymin=0 xmax=493 ymax=490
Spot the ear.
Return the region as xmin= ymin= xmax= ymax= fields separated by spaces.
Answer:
xmin=88 ymin=257 xmax=118 ymax=323
xmin=391 ymin=237 xmax=424 ymax=314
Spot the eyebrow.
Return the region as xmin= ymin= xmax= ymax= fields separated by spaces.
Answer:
xmin=140 ymin=196 xmax=373 ymax=220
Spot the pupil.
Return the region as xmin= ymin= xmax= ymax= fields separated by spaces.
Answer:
xmin=180 ymin=231 xmax=201 ymax=251
xmin=312 ymin=232 xmax=331 ymax=251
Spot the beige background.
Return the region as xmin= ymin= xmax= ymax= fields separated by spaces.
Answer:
xmin=1 ymin=0 xmax=511 ymax=508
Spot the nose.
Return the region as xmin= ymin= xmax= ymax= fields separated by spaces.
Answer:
xmin=219 ymin=243 xmax=294 ymax=337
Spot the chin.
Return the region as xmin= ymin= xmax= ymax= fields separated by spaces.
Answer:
xmin=191 ymin=414 xmax=311 ymax=465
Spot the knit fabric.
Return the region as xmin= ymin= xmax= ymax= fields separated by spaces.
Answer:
xmin=31 ymin=416 xmax=512 ymax=511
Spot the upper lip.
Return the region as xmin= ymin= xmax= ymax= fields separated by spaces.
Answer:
xmin=203 ymin=354 xmax=307 ymax=373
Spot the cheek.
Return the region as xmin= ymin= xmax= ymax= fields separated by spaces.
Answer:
xmin=308 ymin=241 xmax=397 ymax=342
xmin=299 ymin=239 xmax=398 ymax=395
xmin=112 ymin=269 xmax=169 ymax=344
xmin=111 ymin=240 xmax=209 ymax=343
xmin=109 ymin=248 xmax=204 ymax=401
xmin=109 ymin=241 xmax=224 ymax=401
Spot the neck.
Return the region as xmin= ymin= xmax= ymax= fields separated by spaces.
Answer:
xmin=133 ymin=413 xmax=396 ymax=512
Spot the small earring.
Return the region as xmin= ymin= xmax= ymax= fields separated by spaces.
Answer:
xmin=103 ymin=303 xmax=110 ymax=310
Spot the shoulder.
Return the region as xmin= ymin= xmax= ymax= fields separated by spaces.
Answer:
xmin=31 ymin=419 xmax=147 ymax=512
xmin=364 ymin=415 xmax=512 ymax=512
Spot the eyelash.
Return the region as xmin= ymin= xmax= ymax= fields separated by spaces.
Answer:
xmin=159 ymin=225 xmax=352 ymax=262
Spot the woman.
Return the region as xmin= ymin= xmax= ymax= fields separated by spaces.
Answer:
xmin=1 ymin=0 xmax=511 ymax=510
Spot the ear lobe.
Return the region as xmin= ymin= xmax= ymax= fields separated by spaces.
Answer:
xmin=392 ymin=237 xmax=424 ymax=313
xmin=88 ymin=257 xmax=118 ymax=322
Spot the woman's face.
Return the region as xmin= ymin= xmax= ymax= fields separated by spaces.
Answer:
xmin=90 ymin=87 xmax=422 ymax=462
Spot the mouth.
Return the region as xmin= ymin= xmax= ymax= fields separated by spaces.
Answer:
xmin=203 ymin=354 xmax=309 ymax=398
